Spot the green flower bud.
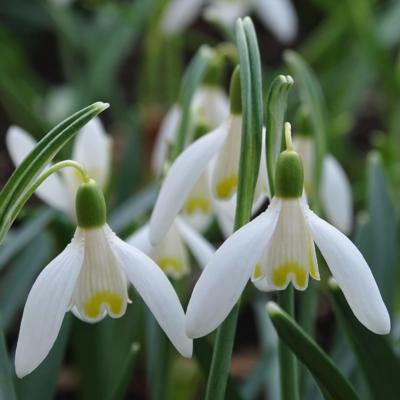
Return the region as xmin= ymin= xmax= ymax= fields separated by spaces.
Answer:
xmin=275 ymin=150 xmax=304 ymax=198
xmin=229 ymin=65 xmax=242 ymax=115
xmin=76 ymin=179 xmax=107 ymax=228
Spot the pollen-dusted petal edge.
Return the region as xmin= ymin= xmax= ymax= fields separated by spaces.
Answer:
xmin=149 ymin=121 xmax=230 ymax=245
xmin=185 ymin=200 xmax=281 ymax=339
xmin=305 ymin=208 xmax=390 ymax=335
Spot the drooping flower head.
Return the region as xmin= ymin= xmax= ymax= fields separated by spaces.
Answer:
xmin=185 ymin=123 xmax=390 ymax=338
xmin=15 ymin=178 xmax=192 ymax=378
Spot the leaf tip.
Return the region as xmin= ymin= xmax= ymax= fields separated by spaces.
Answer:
xmin=94 ymin=102 xmax=110 ymax=112
xmin=266 ymin=301 xmax=281 ymax=317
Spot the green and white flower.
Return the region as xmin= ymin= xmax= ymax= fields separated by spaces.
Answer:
xmin=6 ymin=117 xmax=111 ymax=218
xmin=15 ymin=180 xmax=192 ymax=378
xmin=185 ymin=124 xmax=390 ymax=338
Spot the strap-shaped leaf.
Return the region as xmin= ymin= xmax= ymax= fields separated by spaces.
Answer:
xmin=172 ymin=45 xmax=214 ymax=159
xmin=0 ymin=102 xmax=108 ymax=243
xmin=0 ymin=329 xmax=16 ymax=400
xmin=265 ymin=75 xmax=294 ymax=195
xmin=329 ymin=279 xmax=400 ymax=400
xmin=267 ymin=302 xmax=359 ymax=400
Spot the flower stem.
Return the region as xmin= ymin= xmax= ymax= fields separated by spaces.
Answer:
xmin=277 ymin=287 xmax=300 ymax=400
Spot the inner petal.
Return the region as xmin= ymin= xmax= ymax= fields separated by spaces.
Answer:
xmin=72 ymin=227 xmax=128 ymax=322
xmin=264 ymin=199 xmax=319 ymax=290
xmin=152 ymin=222 xmax=189 ymax=279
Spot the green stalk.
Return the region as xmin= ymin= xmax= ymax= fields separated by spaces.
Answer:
xmin=277 ymin=288 xmax=300 ymax=400
xmin=204 ymin=17 xmax=263 ymax=400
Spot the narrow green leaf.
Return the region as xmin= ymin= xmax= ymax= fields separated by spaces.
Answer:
xmin=204 ymin=17 xmax=263 ymax=400
xmin=265 ymin=75 xmax=294 ymax=195
xmin=0 ymin=102 xmax=109 ymax=243
xmin=267 ymin=301 xmax=359 ymax=400
xmin=172 ymin=45 xmax=214 ymax=159
xmin=284 ymin=51 xmax=327 ymax=206
xmin=355 ymin=152 xmax=397 ymax=312
xmin=0 ymin=329 xmax=16 ymax=400
xmin=0 ymin=208 xmax=54 ymax=271
xmin=329 ymin=279 xmax=400 ymax=400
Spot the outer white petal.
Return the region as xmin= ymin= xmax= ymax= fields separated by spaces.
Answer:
xmin=320 ymin=155 xmax=353 ymax=234
xmin=126 ymin=224 xmax=153 ymax=255
xmin=160 ymin=0 xmax=205 ymax=35
xmin=185 ymin=199 xmax=281 ymax=338
xmin=306 ymin=210 xmax=390 ymax=335
xmin=6 ymin=126 xmax=71 ymax=214
xmin=213 ymin=196 xmax=236 ymax=238
xmin=15 ymin=230 xmax=85 ymax=377
xmin=292 ymin=135 xmax=314 ymax=196
xmin=212 ymin=115 xmax=242 ymax=200
xmin=253 ymin=0 xmax=298 ymax=43
xmin=72 ymin=117 xmax=112 ymax=190
xmin=192 ymin=87 xmax=229 ymax=129
xmin=152 ymin=105 xmax=181 ymax=176
xmin=149 ymin=121 xmax=230 ymax=244
xmin=176 ymin=217 xmax=215 ymax=269
xmin=111 ymin=238 xmax=193 ymax=357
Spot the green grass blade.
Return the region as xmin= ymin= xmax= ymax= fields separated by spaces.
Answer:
xmin=267 ymin=301 xmax=359 ymax=400
xmin=329 ymin=280 xmax=400 ymax=400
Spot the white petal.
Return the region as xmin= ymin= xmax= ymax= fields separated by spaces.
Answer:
xmin=152 ymin=105 xmax=181 ymax=176
xmin=212 ymin=115 xmax=242 ymax=200
xmin=160 ymin=0 xmax=204 ymax=34
xmin=6 ymin=126 xmax=71 ymax=215
xmin=306 ymin=210 xmax=390 ymax=334
xmin=151 ymin=222 xmax=190 ymax=279
xmin=72 ymin=117 xmax=112 ymax=190
xmin=253 ymin=0 xmax=298 ymax=43
xmin=126 ymin=224 xmax=153 ymax=255
xmin=292 ymin=135 xmax=314 ymax=196
xmin=111 ymin=238 xmax=193 ymax=357
xmin=15 ymin=230 xmax=85 ymax=377
xmin=254 ymin=127 xmax=270 ymax=198
xmin=203 ymin=1 xmax=248 ymax=27
xmin=72 ymin=226 xmax=129 ymax=323
xmin=149 ymin=122 xmax=230 ymax=244
xmin=320 ymin=155 xmax=353 ymax=234
xmin=176 ymin=217 xmax=215 ymax=269
xmin=182 ymin=170 xmax=214 ymax=232
xmin=213 ymin=196 xmax=236 ymax=238
xmin=185 ymin=199 xmax=281 ymax=338
xmin=263 ymin=199 xmax=319 ymax=291
xmin=192 ymin=87 xmax=230 ymax=129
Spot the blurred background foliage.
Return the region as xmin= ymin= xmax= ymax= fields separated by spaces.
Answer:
xmin=0 ymin=0 xmax=400 ymax=399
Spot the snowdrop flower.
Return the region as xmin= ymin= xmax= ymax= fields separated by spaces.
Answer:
xmin=185 ymin=123 xmax=390 ymax=338
xmin=6 ymin=118 xmax=111 ymax=218
xmin=15 ymin=179 xmax=192 ymax=378
xmin=127 ymin=217 xmax=215 ymax=279
xmin=150 ymin=67 xmax=243 ymax=244
xmin=293 ymin=134 xmax=353 ymax=234
xmin=161 ymin=0 xmax=298 ymax=43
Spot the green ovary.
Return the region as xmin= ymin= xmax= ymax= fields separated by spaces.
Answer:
xmin=83 ymin=291 xmax=124 ymax=319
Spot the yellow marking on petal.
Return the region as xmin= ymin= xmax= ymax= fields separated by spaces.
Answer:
xmin=158 ymin=257 xmax=186 ymax=277
xmin=83 ymin=291 xmax=124 ymax=319
xmin=308 ymin=236 xmax=319 ymax=280
xmin=272 ymin=261 xmax=307 ymax=289
xmin=183 ymin=197 xmax=210 ymax=214
xmin=252 ymin=263 xmax=262 ymax=280
xmin=216 ymin=175 xmax=238 ymax=199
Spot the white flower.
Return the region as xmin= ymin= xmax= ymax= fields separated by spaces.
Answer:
xmin=293 ymin=135 xmax=353 ymax=233
xmin=185 ymin=133 xmax=390 ymax=339
xmin=150 ymin=115 xmax=242 ymax=244
xmin=161 ymin=0 xmax=298 ymax=43
xmin=15 ymin=181 xmax=192 ymax=378
xmin=127 ymin=217 xmax=215 ymax=279
xmin=6 ymin=118 xmax=112 ymax=218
